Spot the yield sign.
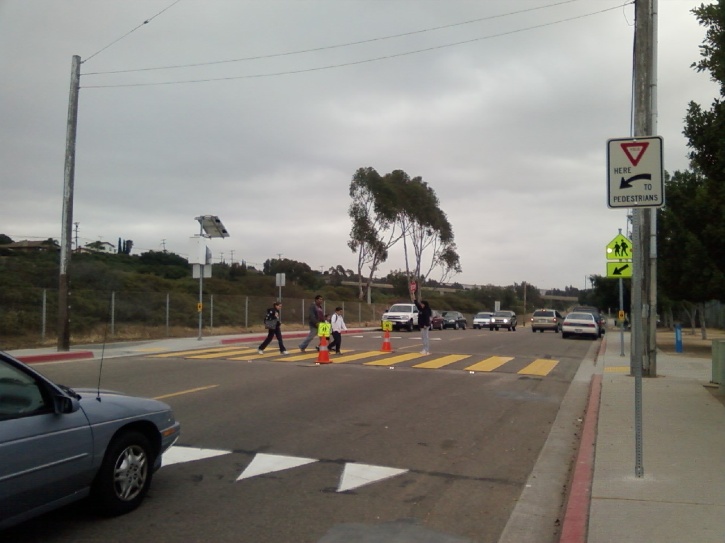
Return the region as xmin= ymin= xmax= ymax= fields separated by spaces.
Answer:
xmin=621 ymin=141 xmax=649 ymax=166
xmin=607 ymin=136 xmax=664 ymax=208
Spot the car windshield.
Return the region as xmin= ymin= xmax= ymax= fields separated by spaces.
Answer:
xmin=533 ymin=310 xmax=553 ymax=317
xmin=493 ymin=312 xmax=511 ymax=317
xmin=475 ymin=313 xmax=491 ymax=317
xmin=388 ymin=304 xmax=413 ymax=312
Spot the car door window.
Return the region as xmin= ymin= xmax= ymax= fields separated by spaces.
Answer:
xmin=0 ymin=362 xmax=50 ymax=421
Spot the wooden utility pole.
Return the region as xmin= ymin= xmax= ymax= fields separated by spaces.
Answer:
xmin=631 ymin=0 xmax=658 ymax=378
xmin=57 ymin=55 xmax=81 ymax=351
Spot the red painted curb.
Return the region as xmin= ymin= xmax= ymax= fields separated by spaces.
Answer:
xmin=17 ymin=351 xmax=95 ymax=364
xmin=559 ymin=369 xmax=603 ymax=543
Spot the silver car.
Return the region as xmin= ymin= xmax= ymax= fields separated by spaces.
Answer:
xmin=472 ymin=312 xmax=493 ymax=329
xmin=0 ymin=351 xmax=181 ymax=530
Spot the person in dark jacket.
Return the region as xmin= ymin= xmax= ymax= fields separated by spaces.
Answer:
xmin=299 ymin=295 xmax=324 ymax=352
xmin=413 ymin=299 xmax=432 ymax=354
xmin=258 ymin=301 xmax=288 ymax=354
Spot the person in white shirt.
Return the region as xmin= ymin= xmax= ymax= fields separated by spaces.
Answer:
xmin=328 ymin=307 xmax=347 ymax=354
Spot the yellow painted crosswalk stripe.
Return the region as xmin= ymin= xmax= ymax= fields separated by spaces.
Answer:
xmin=364 ymin=353 xmax=425 ymax=366
xmin=413 ymin=354 xmax=470 ymax=369
xmin=465 ymin=356 xmax=513 ymax=372
xmin=268 ymin=352 xmax=322 ymax=362
xmin=151 ymin=346 xmax=250 ymax=358
xmin=518 ymin=359 xmax=559 ymax=376
xmin=328 ymin=351 xmax=386 ymax=363
xmin=189 ymin=348 xmax=257 ymax=359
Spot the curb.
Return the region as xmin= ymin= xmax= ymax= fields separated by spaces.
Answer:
xmin=17 ymin=351 xmax=95 ymax=364
xmin=558 ymin=338 xmax=606 ymax=543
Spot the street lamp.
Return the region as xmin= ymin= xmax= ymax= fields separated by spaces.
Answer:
xmin=191 ymin=215 xmax=229 ymax=339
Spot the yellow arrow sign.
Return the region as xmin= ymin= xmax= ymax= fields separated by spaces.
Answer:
xmin=606 ymin=234 xmax=633 ymax=260
xmin=607 ymin=262 xmax=632 ymax=278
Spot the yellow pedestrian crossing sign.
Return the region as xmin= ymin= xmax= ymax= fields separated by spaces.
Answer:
xmin=606 ymin=234 xmax=633 ymax=260
xmin=607 ymin=262 xmax=632 ymax=278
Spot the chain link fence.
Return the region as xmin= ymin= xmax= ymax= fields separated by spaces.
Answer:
xmin=0 ymin=288 xmax=386 ymax=349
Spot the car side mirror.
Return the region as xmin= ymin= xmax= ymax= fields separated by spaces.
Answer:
xmin=53 ymin=393 xmax=80 ymax=414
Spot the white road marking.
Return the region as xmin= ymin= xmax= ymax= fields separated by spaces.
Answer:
xmin=162 ymin=445 xmax=231 ymax=466
xmin=337 ymin=463 xmax=408 ymax=492
xmin=236 ymin=452 xmax=317 ymax=481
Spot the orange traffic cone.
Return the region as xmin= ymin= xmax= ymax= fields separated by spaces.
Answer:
xmin=316 ymin=335 xmax=331 ymax=364
xmin=380 ymin=329 xmax=392 ymax=352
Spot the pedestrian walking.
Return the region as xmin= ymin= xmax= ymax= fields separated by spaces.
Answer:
xmin=413 ymin=299 xmax=432 ymax=354
xmin=328 ymin=307 xmax=347 ymax=354
xmin=258 ymin=301 xmax=288 ymax=354
xmin=299 ymin=295 xmax=324 ymax=352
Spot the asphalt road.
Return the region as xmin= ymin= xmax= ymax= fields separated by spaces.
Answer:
xmin=5 ymin=328 xmax=597 ymax=543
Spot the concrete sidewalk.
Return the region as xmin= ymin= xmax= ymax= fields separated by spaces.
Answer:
xmin=578 ymin=331 xmax=725 ymax=543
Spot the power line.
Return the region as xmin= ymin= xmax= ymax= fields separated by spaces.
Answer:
xmin=82 ymin=0 xmax=585 ymax=76
xmin=82 ymin=2 xmax=633 ymax=89
xmin=82 ymin=0 xmax=183 ymax=64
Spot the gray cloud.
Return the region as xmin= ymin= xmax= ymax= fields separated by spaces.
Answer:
xmin=0 ymin=0 xmax=714 ymax=289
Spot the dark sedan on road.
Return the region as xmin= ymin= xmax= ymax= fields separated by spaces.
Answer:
xmin=441 ymin=311 xmax=467 ymax=330
xmin=0 ymin=351 xmax=181 ymax=530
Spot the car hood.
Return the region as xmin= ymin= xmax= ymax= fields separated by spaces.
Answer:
xmin=73 ymin=388 xmax=175 ymax=425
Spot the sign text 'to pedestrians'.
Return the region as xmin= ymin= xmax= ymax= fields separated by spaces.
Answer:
xmin=607 ymin=136 xmax=664 ymax=208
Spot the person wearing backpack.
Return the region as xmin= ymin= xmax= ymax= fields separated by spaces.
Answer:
xmin=328 ymin=307 xmax=347 ymax=354
xmin=258 ymin=301 xmax=288 ymax=355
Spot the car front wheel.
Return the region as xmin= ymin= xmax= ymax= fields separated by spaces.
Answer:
xmin=92 ymin=431 xmax=155 ymax=517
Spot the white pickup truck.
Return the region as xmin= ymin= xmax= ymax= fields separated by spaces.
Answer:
xmin=381 ymin=303 xmax=420 ymax=332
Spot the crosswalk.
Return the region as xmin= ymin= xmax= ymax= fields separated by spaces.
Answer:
xmin=152 ymin=346 xmax=561 ymax=377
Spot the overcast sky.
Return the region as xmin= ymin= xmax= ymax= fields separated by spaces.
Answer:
xmin=0 ymin=0 xmax=717 ymax=290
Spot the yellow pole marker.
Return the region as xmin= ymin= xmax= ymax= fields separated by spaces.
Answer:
xmin=518 ymin=359 xmax=559 ymax=376
xmin=364 ymin=352 xmax=425 ymax=366
xmin=465 ymin=356 xmax=513 ymax=372
xmin=413 ymin=354 xmax=470 ymax=369
xmin=154 ymin=384 xmax=219 ymax=400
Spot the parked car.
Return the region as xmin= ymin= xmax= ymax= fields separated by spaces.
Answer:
xmin=0 ymin=351 xmax=181 ymax=530
xmin=441 ymin=311 xmax=467 ymax=330
xmin=472 ymin=312 xmax=493 ymax=329
xmin=430 ymin=310 xmax=445 ymax=330
xmin=561 ymin=312 xmax=600 ymax=339
xmin=530 ymin=309 xmax=564 ymax=333
xmin=490 ymin=310 xmax=517 ymax=331
xmin=571 ymin=306 xmax=605 ymax=337
xmin=381 ymin=303 xmax=419 ymax=332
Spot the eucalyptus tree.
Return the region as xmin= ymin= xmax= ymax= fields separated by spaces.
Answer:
xmin=347 ymin=167 xmax=403 ymax=301
xmin=388 ymin=171 xmax=461 ymax=297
